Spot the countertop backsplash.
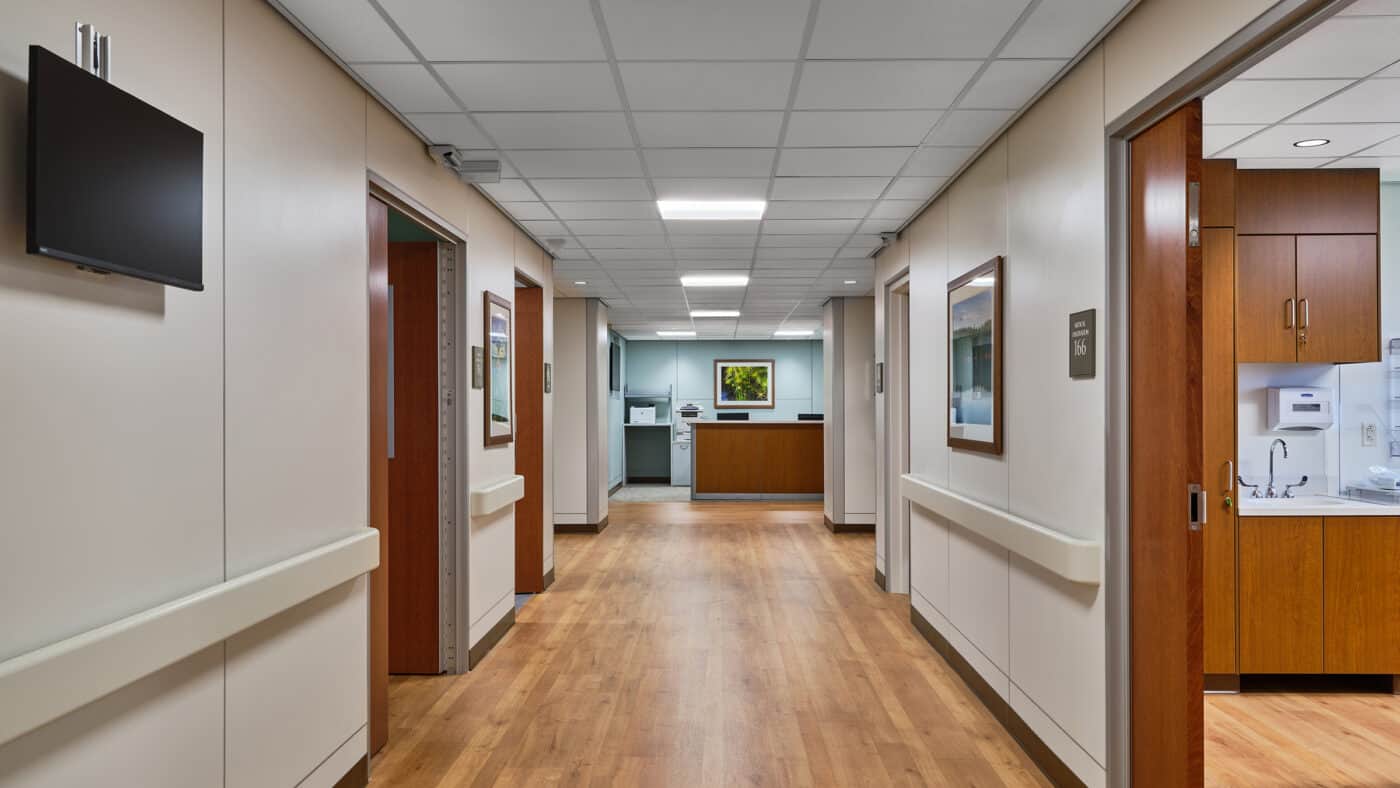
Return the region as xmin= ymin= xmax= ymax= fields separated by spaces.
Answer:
xmin=1237 ymin=363 xmax=1339 ymax=497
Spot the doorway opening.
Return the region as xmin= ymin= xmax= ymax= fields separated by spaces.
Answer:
xmin=883 ymin=275 xmax=912 ymax=594
xmin=366 ymin=192 xmax=463 ymax=755
xmin=514 ymin=273 xmax=548 ymax=594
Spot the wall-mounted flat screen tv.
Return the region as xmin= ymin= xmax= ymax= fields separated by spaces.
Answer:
xmin=27 ymin=45 xmax=204 ymax=290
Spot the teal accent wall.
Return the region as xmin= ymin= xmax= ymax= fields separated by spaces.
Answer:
xmin=621 ymin=339 xmax=824 ymax=480
xmin=607 ymin=331 xmax=626 ymax=489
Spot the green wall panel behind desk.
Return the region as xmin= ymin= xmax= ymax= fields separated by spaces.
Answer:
xmin=622 ymin=339 xmax=823 ymax=482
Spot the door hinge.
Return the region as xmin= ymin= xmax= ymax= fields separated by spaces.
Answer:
xmin=1188 ymin=483 xmax=1206 ymax=531
xmin=1187 ymin=181 xmax=1201 ymax=248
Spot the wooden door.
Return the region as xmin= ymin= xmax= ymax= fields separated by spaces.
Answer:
xmin=1238 ymin=516 xmax=1323 ymax=673
xmin=367 ymin=197 xmax=390 ymax=754
xmin=1201 ymin=226 xmax=1237 ymax=677
xmin=515 ymin=285 xmax=545 ymax=593
xmin=1324 ymin=517 xmax=1400 ymax=674
xmin=1295 ymin=235 xmax=1379 ymax=364
xmin=388 ymin=241 xmax=441 ymax=674
xmin=1129 ymin=100 xmax=1204 ymax=788
xmin=1235 ymin=235 xmax=1297 ymax=363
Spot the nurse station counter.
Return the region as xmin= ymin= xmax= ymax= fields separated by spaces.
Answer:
xmin=690 ymin=420 xmax=823 ymax=500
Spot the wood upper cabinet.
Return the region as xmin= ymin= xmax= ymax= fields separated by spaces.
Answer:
xmin=1324 ymin=517 xmax=1400 ymax=674
xmin=1296 ymin=235 xmax=1380 ymax=363
xmin=1236 ymin=169 xmax=1378 ymax=235
xmin=1238 ymin=516 xmax=1323 ymax=674
xmin=1235 ymin=235 xmax=1298 ymax=363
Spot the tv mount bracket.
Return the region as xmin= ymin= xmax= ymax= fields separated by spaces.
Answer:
xmin=75 ymin=22 xmax=111 ymax=82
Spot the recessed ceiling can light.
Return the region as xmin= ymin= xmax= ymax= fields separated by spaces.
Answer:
xmin=657 ymin=330 xmax=697 ymax=337
xmin=774 ymin=329 xmax=814 ymax=337
xmin=690 ymin=310 xmax=741 ymax=318
xmin=681 ymin=273 xmax=749 ymax=287
xmin=1293 ymin=138 xmax=1330 ymax=148
xmin=658 ymin=199 xmax=766 ymax=221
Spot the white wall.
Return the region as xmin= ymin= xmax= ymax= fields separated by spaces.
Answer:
xmin=874 ymin=0 xmax=1282 ymax=783
xmin=0 ymin=0 xmax=552 ymax=782
xmin=552 ymin=298 xmax=608 ymax=526
xmin=825 ymin=297 xmax=876 ymax=526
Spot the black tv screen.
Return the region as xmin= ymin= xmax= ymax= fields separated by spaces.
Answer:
xmin=27 ymin=45 xmax=204 ymax=290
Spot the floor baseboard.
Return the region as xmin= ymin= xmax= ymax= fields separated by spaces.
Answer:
xmin=332 ymin=754 xmax=369 ymax=788
xmin=467 ymin=607 xmax=515 ymax=669
xmin=555 ymin=515 xmax=609 ymax=534
xmin=824 ymin=515 xmax=875 ymax=534
xmin=874 ymin=567 xmax=887 ymax=591
xmin=910 ymin=606 xmax=1085 ymax=788
xmin=542 ymin=567 xmax=556 ymax=590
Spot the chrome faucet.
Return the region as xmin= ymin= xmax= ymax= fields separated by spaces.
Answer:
xmin=1268 ymin=439 xmax=1288 ymax=498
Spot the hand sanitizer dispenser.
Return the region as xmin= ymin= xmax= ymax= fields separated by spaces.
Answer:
xmin=1267 ymin=387 xmax=1334 ymax=431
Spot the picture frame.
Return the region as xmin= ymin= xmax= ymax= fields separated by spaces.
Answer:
xmin=483 ymin=291 xmax=513 ymax=447
xmin=947 ymin=256 xmax=1003 ymax=455
xmin=713 ymin=359 xmax=775 ymax=409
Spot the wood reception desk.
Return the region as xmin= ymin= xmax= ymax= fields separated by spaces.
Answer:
xmin=691 ymin=421 xmax=823 ymax=500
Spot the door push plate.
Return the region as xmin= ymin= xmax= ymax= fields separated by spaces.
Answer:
xmin=1187 ymin=181 xmax=1201 ymax=248
xmin=1188 ymin=483 xmax=1206 ymax=531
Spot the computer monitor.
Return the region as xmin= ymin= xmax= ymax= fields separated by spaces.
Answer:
xmin=716 ymin=412 xmax=750 ymax=421
xmin=797 ymin=413 xmax=823 ymax=421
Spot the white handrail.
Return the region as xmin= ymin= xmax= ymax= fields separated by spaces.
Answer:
xmin=900 ymin=474 xmax=1101 ymax=585
xmin=470 ymin=474 xmax=525 ymax=517
xmin=0 ymin=528 xmax=379 ymax=747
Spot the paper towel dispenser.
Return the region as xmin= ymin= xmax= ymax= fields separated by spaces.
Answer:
xmin=1267 ymin=387 xmax=1334 ymax=431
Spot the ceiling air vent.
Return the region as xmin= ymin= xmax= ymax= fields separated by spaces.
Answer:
xmin=427 ymin=145 xmax=502 ymax=184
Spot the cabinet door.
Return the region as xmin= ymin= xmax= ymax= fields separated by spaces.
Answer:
xmin=1296 ymin=235 xmax=1379 ymax=364
xmin=1202 ymin=228 xmax=1237 ymax=675
xmin=1235 ymin=235 xmax=1297 ymax=363
xmin=1239 ymin=517 xmax=1323 ymax=673
xmin=1324 ymin=517 xmax=1400 ymax=674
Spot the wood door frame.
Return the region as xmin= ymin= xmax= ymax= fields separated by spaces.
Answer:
xmin=882 ymin=273 xmax=911 ymax=595
xmin=1103 ymin=3 xmax=1342 ymax=785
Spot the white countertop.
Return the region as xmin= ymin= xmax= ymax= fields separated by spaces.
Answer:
xmin=692 ymin=419 xmax=821 ymax=425
xmin=1238 ymin=495 xmax=1400 ymax=517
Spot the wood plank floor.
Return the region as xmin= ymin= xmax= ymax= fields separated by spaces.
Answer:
xmin=372 ymin=501 xmax=1050 ymax=787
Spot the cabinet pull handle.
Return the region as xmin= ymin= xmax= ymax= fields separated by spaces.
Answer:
xmin=1300 ymin=298 xmax=1309 ymax=329
xmin=1226 ymin=460 xmax=1233 ymax=492
xmin=1285 ymin=298 xmax=1295 ymax=328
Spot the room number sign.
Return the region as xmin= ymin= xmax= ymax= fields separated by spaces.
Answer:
xmin=1069 ymin=309 xmax=1095 ymax=379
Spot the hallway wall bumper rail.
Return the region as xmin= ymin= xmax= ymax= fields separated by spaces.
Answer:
xmin=470 ymin=474 xmax=526 ymax=517
xmin=900 ymin=474 xmax=1101 ymax=584
xmin=0 ymin=528 xmax=380 ymax=747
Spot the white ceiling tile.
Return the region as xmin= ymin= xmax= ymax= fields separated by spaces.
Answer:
xmin=808 ymin=0 xmax=1030 ymax=58
xmin=776 ymin=147 xmax=914 ymax=177
xmin=663 ymin=220 xmax=761 ymax=235
xmin=581 ymin=235 xmax=672 ymax=249
xmin=1324 ymin=156 xmax=1400 ymax=181
xmin=500 ymin=202 xmax=556 ymax=221
xmin=599 ymin=0 xmax=810 ymax=60
xmin=652 ymin=178 xmax=770 ymax=200
xmin=509 ymin=149 xmax=643 ymax=178
xmin=531 ymin=179 xmax=652 ymax=201
xmin=475 ymin=113 xmax=633 ymax=149
xmin=757 ymin=247 xmax=841 ymax=259
xmin=1243 ymin=16 xmax=1400 ymax=79
xmin=1204 ymin=125 xmax=1268 ymax=157
xmin=771 ymin=177 xmax=890 ymax=200
xmin=668 ymin=236 xmax=759 ymax=249
xmin=1229 ymin=123 xmax=1400 ymax=158
xmin=784 ymin=111 xmax=942 ymax=147
xmin=673 ymin=248 xmax=755 ymax=260
xmin=904 ymin=147 xmax=977 ymax=176
xmin=1000 ymin=0 xmax=1130 ymax=58
xmin=549 ymin=201 xmax=659 ymax=220
xmin=869 ymin=200 xmax=925 ymax=220
xmin=925 ymin=110 xmax=1015 ymax=146
xmin=405 ymin=113 xmax=492 ymax=147
xmin=1338 ymin=0 xmax=1400 ymax=13
xmin=842 ymin=236 xmax=884 ymax=255
xmin=377 ymin=0 xmax=606 ymax=60
xmin=436 ymin=63 xmax=621 ymax=111
xmin=566 ymin=220 xmax=666 ymax=235
xmin=794 ymin=61 xmax=978 ymax=110
xmin=762 ymin=219 xmax=861 ymax=234
xmin=279 ymin=0 xmax=415 ymax=62
xmin=960 ymin=60 xmax=1067 ymax=109
xmin=1369 ymin=135 xmax=1400 ymax=156
xmin=620 ymin=62 xmax=797 ymax=110
xmin=633 ymin=112 xmax=785 ymax=148
xmin=479 ymin=179 xmax=539 ymax=202
xmin=1291 ymin=79 xmax=1400 ymax=123
xmin=759 ymin=234 xmax=853 ymax=247
xmin=353 ymin=64 xmax=458 ymax=112
xmin=643 ymin=148 xmax=776 ymax=177
xmin=860 ymin=218 xmax=904 ymax=233
xmin=1202 ymin=79 xmax=1352 ymax=124
xmin=520 ymin=220 xmax=568 ymax=236
xmin=553 ymin=247 xmax=593 ymax=259
xmin=1234 ymin=158 xmax=1331 ymax=169
xmin=765 ymin=200 xmax=873 ymax=219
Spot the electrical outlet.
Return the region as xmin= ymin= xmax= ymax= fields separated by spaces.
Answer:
xmin=1362 ymin=421 xmax=1379 ymax=447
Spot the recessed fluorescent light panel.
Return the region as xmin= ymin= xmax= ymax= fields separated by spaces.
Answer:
xmin=680 ymin=274 xmax=749 ymax=287
xmin=658 ymin=200 xmax=766 ymax=221
xmin=774 ymin=329 xmax=814 ymax=337
xmin=1292 ymin=138 xmax=1329 ymax=148
xmin=690 ymin=310 xmax=741 ymax=318
xmin=573 ymin=280 xmax=587 ymax=285
xmin=657 ymin=330 xmax=697 ymax=337
xmin=843 ymin=279 xmax=857 ymax=285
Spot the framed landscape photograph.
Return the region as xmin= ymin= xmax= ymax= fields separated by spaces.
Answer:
xmin=947 ymin=256 xmax=1003 ymax=454
xmin=714 ymin=359 xmax=775 ymax=409
xmin=483 ymin=291 xmax=513 ymax=446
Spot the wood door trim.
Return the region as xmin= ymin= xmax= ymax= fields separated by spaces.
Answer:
xmin=366 ymin=196 xmax=389 ymax=754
